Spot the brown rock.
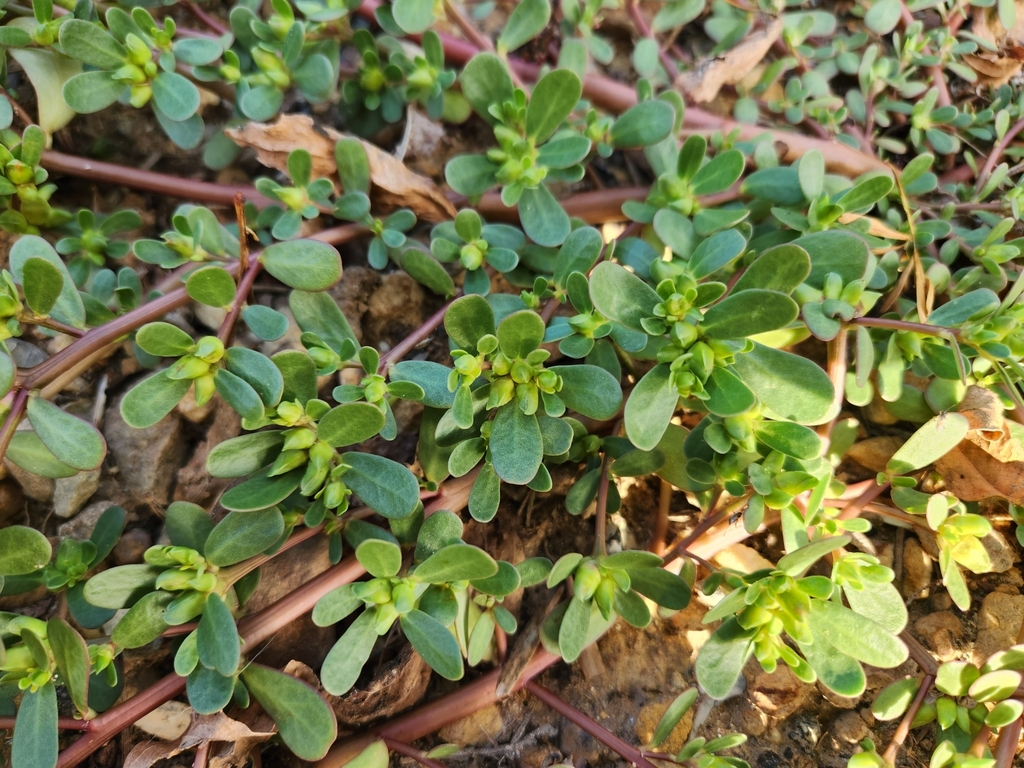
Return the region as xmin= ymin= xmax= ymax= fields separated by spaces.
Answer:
xmin=833 ymin=711 xmax=870 ymax=744
xmin=243 ymin=535 xmax=335 ymax=669
xmin=980 ymin=530 xmax=1017 ymax=573
xmin=635 ymin=699 xmax=694 ymax=755
xmin=913 ymin=611 xmax=964 ymax=661
xmin=113 ymin=528 xmax=152 ymax=565
xmin=735 ymin=699 xmax=769 ymax=737
xmin=973 ymin=592 xmax=1024 ymax=665
xmin=6 ymin=458 xmax=54 ymax=502
xmin=818 ymin=681 xmax=861 ymax=709
xmin=329 ymin=266 xmax=380 ymax=343
xmin=105 ymin=395 xmax=186 ymax=505
xmin=846 ymin=436 xmax=904 ymax=473
xmin=174 ymin=405 xmax=240 ymax=507
xmin=0 ymin=477 xmax=24 ymax=525
xmin=364 ymin=273 xmax=426 ymax=349
xmin=902 ymin=538 xmax=933 ymax=600
xmin=745 ymin=664 xmax=813 ymax=719
xmin=439 ymin=702 xmax=505 ymax=747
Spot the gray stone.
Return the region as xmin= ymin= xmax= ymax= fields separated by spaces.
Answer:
xmin=981 ymin=530 xmax=1017 ymax=573
xmin=53 ymin=469 xmax=100 ymax=518
xmin=58 ymin=500 xmax=115 ymax=541
xmin=104 ymin=394 xmax=186 ymax=504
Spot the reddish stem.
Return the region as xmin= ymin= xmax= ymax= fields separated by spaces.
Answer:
xmin=41 ymin=151 xmax=272 ymax=208
xmin=383 ymin=738 xmax=449 ymax=768
xmin=377 ymin=297 xmax=453 ymax=374
xmin=976 ymin=116 xmax=1024 ymax=192
xmin=625 ymin=0 xmax=677 ymax=78
xmin=850 ymin=315 xmax=961 ymax=339
xmin=0 ymin=717 xmax=90 ymax=731
xmin=0 ymin=388 xmax=29 ymax=467
xmin=525 ymin=681 xmax=658 ymax=768
xmin=593 ymin=450 xmax=613 ymax=556
xmin=837 ymin=481 xmax=888 ymax=522
xmin=217 ymin=259 xmax=263 ymax=344
xmin=182 ymin=0 xmax=230 ymax=36
xmin=993 ymin=710 xmax=1022 ymax=768
xmin=881 ymin=674 xmax=934 ymax=764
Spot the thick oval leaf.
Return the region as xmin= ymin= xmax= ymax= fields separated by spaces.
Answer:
xmin=927 ymin=289 xmax=1000 ymax=328
xmin=558 ymin=595 xmax=592 ymax=663
xmin=549 ymin=364 xmax=622 ymax=420
xmin=519 ymin=184 xmax=570 ymax=247
xmin=120 ymin=370 xmax=192 ymax=428
xmin=807 ymin=600 xmax=908 ymax=668
xmin=689 ymin=229 xmax=747 ymax=279
xmin=219 ymin=468 xmax=303 ymax=512
xmin=798 ymin=636 xmax=866 ymax=697
xmin=625 ymin=364 xmax=678 ymax=451
xmin=445 ymin=294 xmax=496 ymax=351
xmin=289 ymin=290 xmax=358 ymax=353
xmin=22 ymin=257 xmax=63 ymax=316
xmin=526 ymin=69 xmax=582 ymax=143
xmin=59 ymin=19 xmax=126 ymax=67
xmin=731 ymin=343 xmax=834 ymax=424
xmin=318 ymin=402 xmax=386 ymax=447
xmin=414 ymin=544 xmax=498 ymax=583
xmin=260 ymin=239 xmax=342 ymax=291
xmin=731 ymin=244 xmax=811 ymax=295
xmin=12 ymin=681 xmax=57 ymax=768
xmin=7 ymin=431 xmax=77 ymax=478
xmin=887 ymin=413 xmax=969 ymax=474
xmin=705 ymin=366 xmax=756 ymax=417
xmin=792 ymin=231 xmax=872 ymax=289
xmin=589 ymin=261 xmax=660 ymax=334
xmin=186 ymin=265 xmax=237 ymax=308
xmin=391 ymin=361 xmax=456 ymax=408
xmin=460 ymin=53 xmax=515 ymax=122
xmin=151 ymin=71 xmax=200 ymax=122
xmin=497 ymin=0 xmax=552 ymax=54
xmin=47 ymin=618 xmax=90 ymax=714
xmin=844 ymin=579 xmax=908 ymax=635
xmin=489 ymin=403 xmax=543 ymax=485
xmin=198 ymin=593 xmax=239 ymax=676
xmin=610 ymin=100 xmax=675 ymax=149
xmin=755 ymin=421 xmax=822 ymax=460
xmin=701 ymin=290 xmax=798 ymax=339
xmin=356 ymin=539 xmax=403 ymax=578
xmin=497 ymin=310 xmax=545 ymax=359
xmin=401 ymin=609 xmax=464 ymax=680
xmin=83 ymin=564 xmax=163 ymax=609
xmin=187 ymin=663 xmax=235 ymax=714
xmin=321 ymin=608 xmax=377 ymax=695
xmin=205 ymin=508 xmax=285 ymax=566
xmin=400 ymin=248 xmax=456 ymax=297
xmin=206 ymin=431 xmax=284 ymax=478
xmin=695 ymin=617 xmax=756 ymax=699
xmin=0 ymin=525 xmax=51 ymax=576
xmin=242 ymin=663 xmax=338 ymax=760
xmin=110 ymin=590 xmax=172 ymax=649
xmin=342 ymin=452 xmax=420 ymax=519
xmin=11 ymin=236 xmax=85 ymax=328
xmin=27 ymin=395 xmax=105 ymax=471
xmin=136 ymin=322 xmax=195 ymax=357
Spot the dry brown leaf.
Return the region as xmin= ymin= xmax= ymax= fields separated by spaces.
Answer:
xmin=124 ymin=713 xmax=276 ymax=768
xmin=325 ymin=644 xmax=431 ymax=728
xmin=935 ymin=386 xmax=1024 ymax=504
xmin=132 ymin=700 xmax=192 ymax=740
xmin=962 ymin=8 xmax=1024 ymax=86
xmin=838 ymin=212 xmax=909 ymax=241
xmin=226 ymin=114 xmax=456 ymax=222
xmin=846 ymin=435 xmax=905 ymax=473
xmin=676 ymin=20 xmax=783 ymax=104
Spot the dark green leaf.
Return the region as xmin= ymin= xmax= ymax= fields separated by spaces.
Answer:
xmin=205 ymin=507 xmax=285 ymax=566
xmin=625 ymin=364 xmax=678 ymax=451
xmin=414 ymin=543 xmax=498 ymax=583
xmin=490 ymin=403 xmax=543 ymax=485
xmin=186 ymin=266 xmax=236 ymax=308
xmin=120 ymin=370 xmax=192 ymax=429
xmin=701 ymin=290 xmax=798 ymax=339
xmin=22 ymin=257 xmax=63 ymax=316
xmin=342 ymin=452 xmax=420 ymax=519
xmin=26 ymin=395 xmax=104 ymax=471
xmin=318 ymin=402 xmax=386 ymax=447
xmin=589 ymin=261 xmax=660 ymax=334
xmin=12 ymin=681 xmax=57 ymax=768
xmin=401 ymin=609 xmax=464 ymax=680
xmin=731 ymin=343 xmax=834 ymax=424
xmin=198 ymin=593 xmax=239 ymax=675
xmin=0 ymin=525 xmax=51 ymax=576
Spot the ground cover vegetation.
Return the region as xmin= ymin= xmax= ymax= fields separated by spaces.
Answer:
xmin=0 ymin=0 xmax=1022 ymax=766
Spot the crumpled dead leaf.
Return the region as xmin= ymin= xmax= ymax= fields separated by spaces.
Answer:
xmin=326 ymin=644 xmax=431 ymax=728
xmin=124 ymin=712 xmax=277 ymax=768
xmin=226 ymin=114 xmax=456 ymax=222
xmin=676 ymin=19 xmax=783 ymax=104
xmin=124 ymin=661 xmax=322 ymax=768
xmin=962 ymin=7 xmax=1024 ymax=86
xmin=936 ymin=385 xmax=1024 ymax=504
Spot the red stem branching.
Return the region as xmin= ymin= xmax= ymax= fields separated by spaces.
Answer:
xmin=881 ymin=674 xmax=934 ymax=764
xmin=525 ymin=680 xmax=659 ymax=768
